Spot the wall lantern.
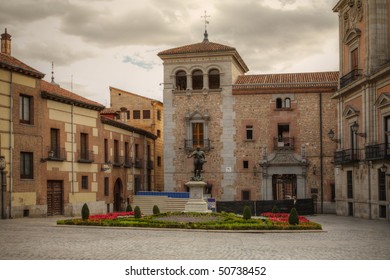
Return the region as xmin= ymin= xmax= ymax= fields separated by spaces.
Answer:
xmin=0 ymin=156 xmax=6 ymax=171
xmin=380 ymin=164 xmax=390 ymax=176
xmin=328 ymin=129 xmax=341 ymax=143
xmin=41 ymin=150 xmax=55 ymax=162
xmin=351 ymin=121 xmax=366 ymax=138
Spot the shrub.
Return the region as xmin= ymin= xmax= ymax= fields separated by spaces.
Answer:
xmin=81 ymin=203 xmax=90 ymax=220
xmin=243 ymin=205 xmax=252 ymax=220
xmin=288 ymin=208 xmax=299 ymax=225
xmin=134 ymin=206 xmax=141 ymax=219
xmin=272 ymin=205 xmax=279 ymax=213
xmin=153 ymin=205 xmax=160 ymax=215
xmin=126 ymin=204 xmax=132 ymax=212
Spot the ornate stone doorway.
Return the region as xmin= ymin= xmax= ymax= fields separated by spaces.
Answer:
xmin=272 ymin=174 xmax=297 ymax=200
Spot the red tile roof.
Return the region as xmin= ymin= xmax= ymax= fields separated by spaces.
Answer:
xmin=158 ymin=40 xmax=249 ymax=72
xmin=233 ymin=71 xmax=339 ymax=92
xmin=158 ymin=41 xmax=236 ymax=56
xmin=0 ymin=52 xmax=45 ymax=78
xmin=41 ymin=80 xmax=105 ymax=111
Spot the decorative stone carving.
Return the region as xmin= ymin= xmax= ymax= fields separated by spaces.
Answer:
xmin=344 ymin=0 xmax=363 ymax=34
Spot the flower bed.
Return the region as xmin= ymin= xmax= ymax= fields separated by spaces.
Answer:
xmin=57 ymin=211 xmax=322 ymax=230
xmin=89 ymin=211 xmax=134 ymax=220
xmin=261 ymin=212 xmax=310 ymax=223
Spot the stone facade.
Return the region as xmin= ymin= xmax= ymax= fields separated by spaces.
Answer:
xmin=158 ymin=35 xmax=339 ymax=213
xmin=332 ymin=0 xmax=390 ymax=220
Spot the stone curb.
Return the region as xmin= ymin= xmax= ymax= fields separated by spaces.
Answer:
xmin=54 ymin=224 xmax=326 ymax=234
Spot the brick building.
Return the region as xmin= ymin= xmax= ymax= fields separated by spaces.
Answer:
xmin=158 ymin=31 xmax=339 ymax=213
xmin=0 ymin=29 xmax=157 ymax=218
xmin=109 ymin=87 xmax=164 ymax=191
xmin=332 ymin=0 xmax=390 ymax=220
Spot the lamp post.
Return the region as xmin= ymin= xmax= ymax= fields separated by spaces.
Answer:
xmin=0 ymin=156 xmax=7 ymax=219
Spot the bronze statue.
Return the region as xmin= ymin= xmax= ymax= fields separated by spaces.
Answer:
xmin=187 ymin=146 xmax=206 ymax=180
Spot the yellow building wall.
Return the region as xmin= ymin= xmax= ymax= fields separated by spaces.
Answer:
xmin=69 ymin=193 xmax=97 ymax=203
xmin=12 ymin=192 xmax=36 ymax=206
xmin=13 ymin=72 xmax=36 ymax=88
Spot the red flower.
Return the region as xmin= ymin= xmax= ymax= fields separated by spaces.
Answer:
xmin=260 ymin=212 xmax=310 ymax=223
xmin=89 ymin=211 xmax=135 ymax=221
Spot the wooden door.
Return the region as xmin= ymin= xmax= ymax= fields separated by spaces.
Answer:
xmin=47 ymin=180 xmax=63 ymax=216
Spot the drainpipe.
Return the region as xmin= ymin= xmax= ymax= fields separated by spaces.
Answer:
xmin=9 ymin=72 xmax=13 ymax=218
xmin=71 ymin=103 xmax=74 ymax=195
xmin=319 ymin=92 xmax=324 ymax=214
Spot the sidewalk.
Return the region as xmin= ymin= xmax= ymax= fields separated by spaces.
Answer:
xmin=0 ymin=214 xmax=389 ymax=259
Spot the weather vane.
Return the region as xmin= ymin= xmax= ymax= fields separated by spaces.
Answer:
xmin=201 ymin=10 xmax=210 ymax=32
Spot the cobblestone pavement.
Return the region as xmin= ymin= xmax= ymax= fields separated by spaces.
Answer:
xmin=0 ymin=215 xmax=389 ymax=260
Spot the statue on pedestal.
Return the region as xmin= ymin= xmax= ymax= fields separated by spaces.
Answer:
xmin=187 ymin=146 xmax=206 ymax=181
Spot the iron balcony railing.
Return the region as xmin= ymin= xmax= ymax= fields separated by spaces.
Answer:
xmin=334 ymin=148 xmax=364 ymax=165
xmin=124 ymin=156 xmax=132 ymax=168
xmin=273 ymin=137 xmax=295 ymax=150
xmin=134 ymin=158 xmax=143 ymax=169
xmin=77 ymin=150 xmax=94 ymax=163
xmin=45 ymin=146 xmax=66 ymax=161
xmin=184 ymin=139 xmax=211 ymax=151
xmin=340 ymin=69 xmax=362 ymax=88
xmin=365 ymin=143 xmax=390 ymax=161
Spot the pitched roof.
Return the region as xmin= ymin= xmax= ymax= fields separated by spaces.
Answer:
xmin=41 ymin=80 xmax=105 ymax=111
xmin=233 ymin=71 xmax=339 ymax=93
xmin=101 ymin=116 xmax=157 ymax=140
xmin=158 ymin=40 xmax=249 ymax=73
xmin=0 ymin=52 xmax=45 ymax=78
xmin=158 ymin=41 xmax=236 ymax=56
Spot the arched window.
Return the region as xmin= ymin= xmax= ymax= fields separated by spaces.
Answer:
xmin=176 ymin=70 xmax=187 ymax=90
xmin=209 ymin=69 xmax=220 ymax=89
xmin=285 ymin=98 xmax=291 ymax=108
xmin=192 ymin=70 xmax=203 ymax=90
xmin=276 ymin=98 xmax=283 ymax=109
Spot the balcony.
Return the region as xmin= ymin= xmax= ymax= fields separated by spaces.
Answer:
xmin=147 ymin=160 xmax=154 ymax=170
xmin=123 ymin=156 xmax=133 ymax=168
xmin=184 ymin=139 xmax=211 ymax=151
xmin=112 ymin=155 xmax=123 ymax=168
xmin=365 ymin=143 xmax=390 ymax=161
xmin=134 ymin=158 xmax=143 ymax=169
xmin=273 ymin=137 xmax=294 ymax=150
xmin=45 ymin=146 xmax=66 ymax=161
xmin=334 ymin=149 xmax=363 ymax=165
xmin=340 ymin=69 xmax=362 ymax=88
xmin=77 ymin=150 xmax=94 ymax=163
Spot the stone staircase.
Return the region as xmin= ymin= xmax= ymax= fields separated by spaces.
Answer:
xmin=131 ymin=195 xmax=188 ymax=215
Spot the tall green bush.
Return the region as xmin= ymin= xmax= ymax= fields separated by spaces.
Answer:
xmin=272 ymin=205 xmax=279 ymax=213
xmin=126 ymin=204 xmax=132 ymax=212
xmin=153 ymin=205 xmax=160 ymax=215
xmin=243 ymin=205 xmax=252 ymax=220
xmin=81 ymin=203 xmax=90 ymax=220
xmin=288 ymin=208 xmax=299 ymax=225
xmin=134 ymin=206 xmax=141 ymax=219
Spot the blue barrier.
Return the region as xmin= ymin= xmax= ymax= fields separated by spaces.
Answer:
xmin=137 ymin=191 xmax=190 ymax=199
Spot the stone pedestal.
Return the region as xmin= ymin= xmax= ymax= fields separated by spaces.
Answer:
xmin=184 ymin=180 xmax=210 ymax=213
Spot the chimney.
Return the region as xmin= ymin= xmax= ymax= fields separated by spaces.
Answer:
xmin=1 ymin=28 xmax=11 ymax=55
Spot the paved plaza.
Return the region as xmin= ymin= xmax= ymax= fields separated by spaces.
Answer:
xmin=0 ymin=214 xmax=389 ymax=260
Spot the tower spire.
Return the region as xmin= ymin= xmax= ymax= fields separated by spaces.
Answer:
xmin=201 ymin=10 xmax=210 ymax=42
xmin=51 ymin=61 xmax=60 ymax=87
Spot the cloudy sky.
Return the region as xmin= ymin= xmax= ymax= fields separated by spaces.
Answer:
xmin=0 ymin=0 xmax=340 ymax=105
